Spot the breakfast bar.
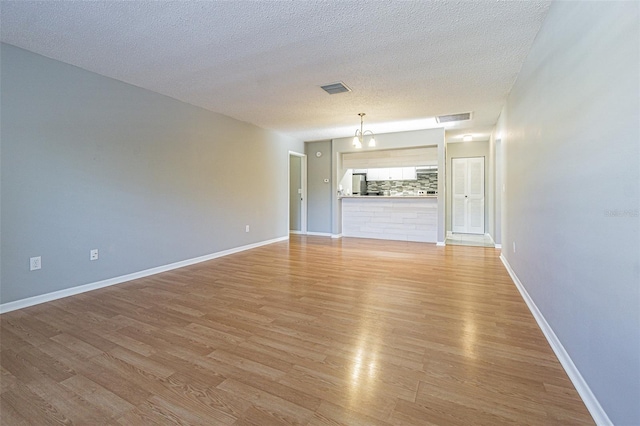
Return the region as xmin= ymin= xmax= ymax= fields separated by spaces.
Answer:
xmin=340 ymin=195 xmax=438 ymax=243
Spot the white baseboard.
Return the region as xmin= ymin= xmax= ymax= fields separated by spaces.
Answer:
xmin=0 ymin=236 xmax=289 ymax=314
xmin=499 ymin=254 xmax=611 ymax=426
xmin=331 ymin=234 xmax=343 ymax=239
xmin=494 ymin=244 xmax=502 ymax=249
xmin=289 ymin=230 xmax=304 ymax=235
xmin=306 ymin=232 xmax=333 ymax=237
xmin=436 ymin=241 xmax=446 ymax=246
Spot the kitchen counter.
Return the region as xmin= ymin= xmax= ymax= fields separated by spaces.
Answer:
xmin=341 ymin=196 xmax=437 ymax=243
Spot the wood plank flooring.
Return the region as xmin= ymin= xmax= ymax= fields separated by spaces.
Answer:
xmin=0 ymin=236 xmax=593 ymax=425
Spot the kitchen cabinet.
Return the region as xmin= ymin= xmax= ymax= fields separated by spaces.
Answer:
xmin=402 ymin=167 xmax=417 ymax=180
xmin=367 ymin=168 xmax=388 ymax=181
xmin=366 ymin=167 xmax=417 ymax=181
xmin=389 ymin=168 xmax=403 ymax=180
xmin=366 ymin=169 xmax=376 ymax=181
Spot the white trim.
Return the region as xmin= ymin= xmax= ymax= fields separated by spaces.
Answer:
xmin=485 ymin=233 xmax=499 ymax=249
xmin=331 ymin=234 xmax=343 ymax=239
xmin=0 ymin=236 xmax=289 ymax=314
xmin=436 ymin=241 xmax=446 ymax=246
xmin=306 ymin=232 xmax=333 ymax=237
xmin=289 ymin=230 xmax=304 ymax=235
xmin=499 ymin=255 xmax=611 ymax=426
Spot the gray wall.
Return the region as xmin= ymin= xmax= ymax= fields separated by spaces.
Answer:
xmin=498 ymin=2 xmax=639 ymax=424
xmin=289 ymin=155 xmax=302 ymax=231
xmin=445 ymin=141 xmax=491 ymax=235
xmin=1 ymin=44 xmax=303 ymax=305
xmin=305 ymin=140 xmax=332 ymax=234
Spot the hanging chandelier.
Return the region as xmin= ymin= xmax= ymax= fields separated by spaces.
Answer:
xmin=353 ymin=113 xmax=376 ymax=148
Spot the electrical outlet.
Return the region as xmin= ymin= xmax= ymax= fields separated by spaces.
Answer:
xmin=90 ymin=249 xmax=99 ymax=261
xmin=245 ymin=225 xmax=250 ymax=233
xmin=513 ymin=242 xmax=516 ymax=253
xmin=30 ymin=256 xmax=41 ymax=271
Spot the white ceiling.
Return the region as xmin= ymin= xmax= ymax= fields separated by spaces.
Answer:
xmin=0 ymin=1 xmax=551 ymax=143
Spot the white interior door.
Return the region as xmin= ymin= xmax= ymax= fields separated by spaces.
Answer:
xmin=452 ymin=157 xmax=484 ymax=234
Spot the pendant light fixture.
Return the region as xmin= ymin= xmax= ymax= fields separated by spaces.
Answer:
xmin=353 ymin=113 xmax=376 ymax=148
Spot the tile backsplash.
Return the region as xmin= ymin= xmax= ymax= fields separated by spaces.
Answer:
xmin=366 ymin=171 xmax=438 ymax=195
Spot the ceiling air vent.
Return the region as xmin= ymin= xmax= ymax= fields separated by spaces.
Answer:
xmin=320 ymin=82 xmax=351 ymax=95
xmin=436 ymin=112 xmax=472 ymax=123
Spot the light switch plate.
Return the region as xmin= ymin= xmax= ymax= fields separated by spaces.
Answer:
xmin=30 ymin=256 xmax=41 ymax=271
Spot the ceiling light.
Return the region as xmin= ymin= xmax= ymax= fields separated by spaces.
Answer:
xmin=463 ymin=134 xmax=473 ymax=142
xmin=353 ymin=113 xmax=376 ymax=149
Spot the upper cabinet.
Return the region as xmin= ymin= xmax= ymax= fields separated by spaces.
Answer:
xmin=366 ymin=168 xmax=386 ymax=181
xmin=367 ymin=167 xmax=417 ymax=181
xmin=402 ymin=167 xmax=417 ymax=180
xmin=389 ymin=168 xmax=403 ymax=180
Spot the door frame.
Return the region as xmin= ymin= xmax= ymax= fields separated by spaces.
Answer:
xmin=288 ymin=151 xmax=307 ymax=234
xmin=494 ymin=139 xmax=503 ymax=247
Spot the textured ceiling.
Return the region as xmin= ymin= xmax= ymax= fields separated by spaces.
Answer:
xmin=0 ymin=1 xmax=551 ymax=142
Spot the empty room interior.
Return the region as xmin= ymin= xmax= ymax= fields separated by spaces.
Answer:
xmin=1 ymin=1 xmax=638 ymax=425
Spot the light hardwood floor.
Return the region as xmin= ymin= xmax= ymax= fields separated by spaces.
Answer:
xmin=1 ymin=236 xmax=593 ymax=425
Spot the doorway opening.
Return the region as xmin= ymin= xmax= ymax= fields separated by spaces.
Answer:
xmin=288 ymin=152 xmax=307 ymax=235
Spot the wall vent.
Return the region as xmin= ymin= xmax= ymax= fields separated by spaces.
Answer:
xmin=320 ymin=82 xmax=351 ymax=95
xmin=436 ymin=112 xmax=472 ymax=123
